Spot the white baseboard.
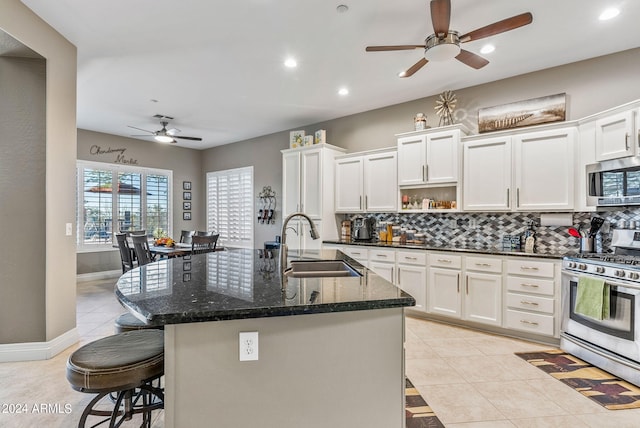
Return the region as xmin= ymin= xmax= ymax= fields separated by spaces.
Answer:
xmin=76 ymin=270 xmax=121 ymax=282
xmin=0 ymin=328 xmax=79 ymax=362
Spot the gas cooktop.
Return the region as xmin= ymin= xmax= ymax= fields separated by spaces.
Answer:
xmin=563 ymin=253 xmax=640 ymax=282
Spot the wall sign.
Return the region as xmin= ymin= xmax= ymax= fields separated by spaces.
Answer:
xmin=89 ymin=145 xmax=139 ymax=165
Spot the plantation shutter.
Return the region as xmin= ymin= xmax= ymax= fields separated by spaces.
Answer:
xmin=207 ymin=166 xmax=254 ymax=249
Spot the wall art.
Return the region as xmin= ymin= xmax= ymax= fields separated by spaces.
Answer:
xmin=478 ymin=93 xmax=566 ymax=133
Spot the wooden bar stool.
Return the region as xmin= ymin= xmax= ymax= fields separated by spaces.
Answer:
xmin=66 ymin=329 xmax=164 ymax=428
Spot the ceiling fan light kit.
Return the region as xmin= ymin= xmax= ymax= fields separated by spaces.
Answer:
xmin=128 ymin=117 xmax=203 ymax=144
xmin=365 ymin=0 xmax=533 ymax=78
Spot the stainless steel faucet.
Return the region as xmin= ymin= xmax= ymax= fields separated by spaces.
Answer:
xmin=280 ymin=212 xmax=320 ymax=278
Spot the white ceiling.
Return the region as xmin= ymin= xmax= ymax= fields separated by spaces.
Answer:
xmin=18 ymin=0 xmax=640 ymax=149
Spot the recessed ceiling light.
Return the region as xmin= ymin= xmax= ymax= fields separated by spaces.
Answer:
xmin=480 ymin=44 xmax=495 ymax=54
xmin=284 ymin=58 xmax=297 ymax=68
xmin=599 ymin=7 xmax=620 ymax=20
xmin=338 ymin=87 xmax=349 ymax=96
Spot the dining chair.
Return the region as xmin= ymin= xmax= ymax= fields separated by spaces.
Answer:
xmin=191 ymin=234 xmax=219 ymax=254
xmin=115 ymin=233 xmax=135 ymax=273
xmin=195 ymin=230 xmax=216 ymax=237
xmin=124 ymin=229 xmax=146 ymax=237
xmin=131 ymin=234 xmax=155 ymax=266
xmin=179 ymin=230 xmax=195 ymax=244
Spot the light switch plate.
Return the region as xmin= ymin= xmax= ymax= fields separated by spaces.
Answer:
xmin=239 ymin=331 xmax=259 ymax=361
xmin=65 ymin=223 xmax=73 ymax=236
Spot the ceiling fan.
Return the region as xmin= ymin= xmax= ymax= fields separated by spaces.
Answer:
xmin=128 ymin=117 xmax=202 ymax=144
xmin=366 ymin=0 xmax=533 ymax=77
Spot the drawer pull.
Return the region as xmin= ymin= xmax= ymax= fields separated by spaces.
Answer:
xmin=475 ymin=263 xmax=491 ymax=267
xmin=404 ymin=256 xmax=418 ymax=260
xmin=376 ymin=254 xmax=388 ymax=258
xmin=520 ymin=300 xmax=539 ymax=306
xmin=520 ymin=266 xmax=539 ymax=270
xmin=520 ymin=319 xmax=539 ymax=326
xmin=437 ymin=259 xmax=452 ymax=263
xmin=521 ymin=283 xmax=539 ymax=288
xmin=351 ymin=252 xmax=361 ymax=256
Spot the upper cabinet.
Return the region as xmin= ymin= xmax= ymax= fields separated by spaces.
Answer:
xmin=282 ymin=144 xmax=346 ymax=220
xmin=335 ymin=149 xmax=397 ymax=213
xmin=397 ymin=126 xmax=467 ymax=186
xmin=463 ymin=125 xmax=576 ymax=212
xmin=595 ymin=109 xmax=638 ymax=161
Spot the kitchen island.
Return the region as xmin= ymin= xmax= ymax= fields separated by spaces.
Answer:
xmin=116 ymin=248 xmax=414 ymax=428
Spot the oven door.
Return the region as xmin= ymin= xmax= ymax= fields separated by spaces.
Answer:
xmin=561 ymin=270 xmax=640 ymax=363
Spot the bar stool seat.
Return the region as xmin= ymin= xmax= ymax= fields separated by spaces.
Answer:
xmin=66 ymin=330 xmax=164 ymax=427
xmin=114 ymin=312 xmax=164 ymax=334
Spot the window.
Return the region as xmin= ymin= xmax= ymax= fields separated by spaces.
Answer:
xmin=77 ymin=161 xmax=172 ymax=251
xmin=207 ymin=166 xmax=253 ymax=249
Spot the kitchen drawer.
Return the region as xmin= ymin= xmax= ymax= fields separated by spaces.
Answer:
xmin=369 ymin=248 xmax=396 ymax=263
xmin=506 ymin=292 xmax=554 ymax=314
xmin=429 ymin=253 xmax=462 ymax=269
xmin=341 ymin=247 xmax=369 ymax=261
xmin=505 ymin=309 xmax=554 ymax=336
xmin=506 ymin=276 xmax=555 ymax=296
xmin=465 ymin=256 xmax=502 ymax=273
xmin=397 ymin=250 xmax=426 ymax=265
xmin=506 ymin=259 xmax=555 ymax=278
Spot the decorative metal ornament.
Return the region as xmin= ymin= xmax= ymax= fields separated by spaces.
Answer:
xmin=435 ymin=90 xmax=457 ymax=127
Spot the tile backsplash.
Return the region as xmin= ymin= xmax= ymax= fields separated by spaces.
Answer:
xmin=342 ymin=208 xmax=640 ymax=255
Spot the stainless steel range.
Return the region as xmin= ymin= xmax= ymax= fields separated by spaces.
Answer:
xmin=561 ymin=229 xmax=640 ymax=386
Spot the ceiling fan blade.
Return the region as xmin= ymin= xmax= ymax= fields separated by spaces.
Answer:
xmin=459 ymin=12 xmax=533 ymax=43
xmin=127 ymin=125 xmax=155 ymax=134
xmin=400 ymin=58 xmax=428 ymax=78
xmin=430 ymin=0 xmax=451 ymax=36
xmin=455 ymin=49 xmax=489 ymax=69
xmin=173 ymin=135 xmax=203 ymax=141
xmin=130 ymin=134 xmax=154 ymax=137
xmin=366 ymin=45 xmax=425 ymax=52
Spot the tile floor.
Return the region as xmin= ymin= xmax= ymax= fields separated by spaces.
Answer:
xmin=1 ymin=278 xmax=639 ymax=427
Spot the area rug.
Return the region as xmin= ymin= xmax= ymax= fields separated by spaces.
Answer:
xmin=515 ymin=349 xmax=640 ymax=410
xmin=406 ymin=377 xmax=445 ymax=427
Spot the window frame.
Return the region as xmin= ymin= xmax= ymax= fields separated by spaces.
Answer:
xmin=76 ymin=160 xmax=173 ymax=253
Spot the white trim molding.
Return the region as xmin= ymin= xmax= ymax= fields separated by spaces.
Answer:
xmin=76 ymin=270 xmax=121 ymax=282
xmin=0 ymin=328 xmax=79 ymax=362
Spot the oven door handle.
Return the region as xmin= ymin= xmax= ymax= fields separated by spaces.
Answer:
xmin=562 ymin=270 xmax=640 ymax=292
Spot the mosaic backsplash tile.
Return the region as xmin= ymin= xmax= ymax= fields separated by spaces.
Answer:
xmin=341 ymin=208 xmax=640 ymax=255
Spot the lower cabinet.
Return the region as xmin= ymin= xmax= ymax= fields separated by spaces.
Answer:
xmin=427 ymin=253 xmax=462 ymax=318
xmin=396 ymin=251 xmax=427 ymax=311
xmin=368 ymin=248 xmax=396 ymax=284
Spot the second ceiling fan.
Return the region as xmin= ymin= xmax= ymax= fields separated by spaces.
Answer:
xmin=366 ymin=0 xmax=533 ymax=77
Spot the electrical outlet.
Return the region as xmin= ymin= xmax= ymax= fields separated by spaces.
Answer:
xmin=239 ymin=331 xmax=259 ymax=361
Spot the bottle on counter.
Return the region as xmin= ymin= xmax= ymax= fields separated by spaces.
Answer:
xmin=341 ymin=220 xmax=351 ymax=242
xmin=386 ymin=223 xmax=393 ymax=243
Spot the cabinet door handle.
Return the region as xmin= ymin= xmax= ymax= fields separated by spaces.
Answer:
xmin=365 ymin=195 xmax=368 ymax=210
xmin=398 ymin=268 xmax=401 ymax=285
xmin=520 ymin=300 xmax=539 ymax=306
xmin=457 ymin=273 xmax=460 ymax=293
xmin=507 ymin=188 xmax=510 ymax=208
xmin=516 ymin=188 xmax=520 ymax=208
xmin=359 ymin=196 xmax=362 ymax=210
xmin=391 ymin=267 xmax=395 ymax=283
xmin=626 ymin=133 xmax=630 ymax=150
xmin=466 ymin=276 xmax=469 ymax=295
xmin=422 ymin=165 xmax=426 ymax=182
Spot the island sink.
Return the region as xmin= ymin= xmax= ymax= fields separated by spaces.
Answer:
xmin=284 ymin=260 xmax=362 ymax=278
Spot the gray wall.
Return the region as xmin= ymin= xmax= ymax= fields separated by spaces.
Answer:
xmin=1 ymin=0 xmax=77 ymax=344
xmin=0 ymin=56 xmax=46 ymax=343
xmin=77 ymin=129 xmax=204 ymax=274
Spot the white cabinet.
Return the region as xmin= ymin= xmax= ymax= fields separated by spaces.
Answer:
xmin=513 ymin=127 xmax=576 ymax=211
xmin=595 ymin=109 xmax=638 ymax=161
xmin=427 ymin=253 xmax=462 ymax=318
xmin=335 ymin=149 xmax=397 ymax=213
xmin=463 ymin=256 xmax=502 ymax=327
xmin=397 ymin=127 xmax=465 ymax=186
xmin=463 ymin=136 xmax=512 ymax=211
xmin=396 ymin=250 xmax=427 ymax=311
xmin=505 ymin=258 xmax=558 ymax=337
xmin=463 ymin=126 xmax=576 ymax=212
xmin=368 ymin=248 xmax=397 ymax=284
xmin=282 ymin=144 xmax=346 ymax=247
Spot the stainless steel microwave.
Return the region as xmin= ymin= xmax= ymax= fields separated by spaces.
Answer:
xmin=587 ymin=158 xmax=640 ymax=206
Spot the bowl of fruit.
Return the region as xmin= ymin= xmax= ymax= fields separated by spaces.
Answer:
xmin=154 ymin=237 xmax=175 ymax=247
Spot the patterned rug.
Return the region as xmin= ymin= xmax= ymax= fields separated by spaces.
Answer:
xmin=516 ymin=349 xmax=640 ymax=410
xmin=406 ymin=378 xmax=445 ymax=427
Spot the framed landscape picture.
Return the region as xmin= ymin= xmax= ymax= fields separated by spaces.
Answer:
xmin=183 ymin=191 xmax=192 ymax=200
xmin=478 ymin=93 xmax=566 ymax=133
xmin=183 ymin=212 xmax=191 ymax=220
xmin=183 ymin=181 xmax=192 ymax=190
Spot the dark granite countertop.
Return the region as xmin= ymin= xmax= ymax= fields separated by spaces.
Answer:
xmin=322 ymin=240 xmax=566 ymax=260
xmin=115 ymin=248 xmax=415 ymax=325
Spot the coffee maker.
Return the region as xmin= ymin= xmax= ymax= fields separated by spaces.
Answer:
xmin=352 ymin=216 xmax=375 ymax=241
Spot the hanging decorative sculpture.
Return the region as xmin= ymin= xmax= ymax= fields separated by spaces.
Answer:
xmin=435 ymin=90 xmax=457 ymax=127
